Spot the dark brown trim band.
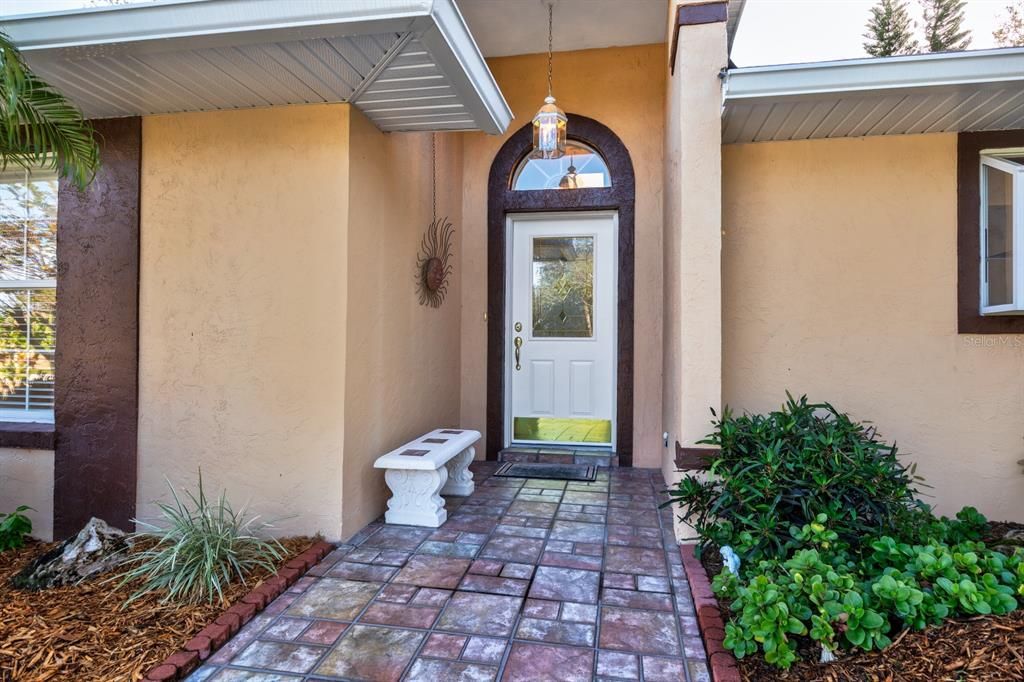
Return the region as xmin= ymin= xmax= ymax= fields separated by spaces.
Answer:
xmin=957 ymin=129 xmax=1024 ymax=334
xmin=54 ymin=117 xmax=141 ymax=537
xmin=486 ymin=114 xmax=636 ymax=466
xmin=0 ymin=422 xmax=55 ymax=450
xmin=675 ymin=443 xmax=718 ymax=471
xmin=671 ymin=1 xmax=729 ymax=74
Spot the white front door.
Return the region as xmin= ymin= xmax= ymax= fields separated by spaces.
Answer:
xmin=506 ymin=211 xmax=617 ymax=447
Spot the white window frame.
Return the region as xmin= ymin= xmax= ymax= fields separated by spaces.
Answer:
xmin=979 ymin=149 xmax=1024 ymax=316
xmin=0 ymin=168 xmax=57 ymax=423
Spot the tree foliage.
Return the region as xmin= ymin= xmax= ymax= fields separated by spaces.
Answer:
xmin=864 ymin=0 xmax=920 ymax=57
xmin=994 ymin=1 xmax=1024 ymax=46
xmin=0 ymin=32 xmax=99 ymax=190
xmin=921 ymin=0 xmax=972 ymax=52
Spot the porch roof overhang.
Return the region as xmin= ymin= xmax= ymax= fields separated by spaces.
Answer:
xmin=722 ymin=48 xmax=1024 ymax=144
xmin=1 ymin=0 xmax=512 ymax=134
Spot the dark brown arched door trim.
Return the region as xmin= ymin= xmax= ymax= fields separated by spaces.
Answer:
xmin=486 ymin=114 xmax=635 ymax=466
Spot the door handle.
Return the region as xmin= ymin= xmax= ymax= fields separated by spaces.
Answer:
xmin=513 ymin=336 xmax=523 ymax=371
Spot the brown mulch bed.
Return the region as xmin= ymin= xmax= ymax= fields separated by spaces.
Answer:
xmin=698 ymin=522 xmax=1024 ymax=682
xmin=0 ymin=536 xmax=316 ymax=682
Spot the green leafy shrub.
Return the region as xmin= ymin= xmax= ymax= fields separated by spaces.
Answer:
xmin=0 ymin=505 xmax=33 ymax=551
xmin=117 ymin=473 xmax=284 ymax=605
xmin=713 ymin=515 xmax=1024 ymax=669
xmin=670 ymin=395 xmax=1024 ymax=670
xmin=669 ymin=393 xmax=926 ymax=563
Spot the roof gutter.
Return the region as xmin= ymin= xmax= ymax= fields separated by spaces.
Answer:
xmin=724 ymin=47 xmax=1024 ymax=102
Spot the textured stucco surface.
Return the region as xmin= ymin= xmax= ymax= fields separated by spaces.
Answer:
xmin=138 ymin=105 xmax=350 ymax=538
xmin=341 ymin=110 xmax=463 ymax=538
xmin=0 ymin=448 xmax=54 ymax=541
xmin=56 ymin=117 xmax=141 ymax=536
xmin=722 ymin=133 xmax=1024 ymax=520
xmin=460 ymin=44 xmax=666 ymax=467
xmin=662 ymin=5 xmax=727 ymax=483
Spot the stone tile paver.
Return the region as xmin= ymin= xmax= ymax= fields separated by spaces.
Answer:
xmin=284 ymin=578 xmax=380 ymax=620
xmin=315 ymin=625 xmax=424 ymax=680
xmin=436 ymin=591 xmax=523 ymax=636
xmin=529 ymin=565 xmax=601 ymax=604
xmin=502 ymin=642 xmax=594 ymax=681
xmin=598 ymin=606 xmax=681 ymax=656
xmin=191 ymin=464 xmax=708 ymax=681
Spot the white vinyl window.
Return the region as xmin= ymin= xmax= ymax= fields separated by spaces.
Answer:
xmin=980 ymin=150 xmax=1024 ymax=315
xmin=0 ymin=167 xmax=57 ymax=422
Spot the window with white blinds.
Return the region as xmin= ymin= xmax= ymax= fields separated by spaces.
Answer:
xmin=0 ymin=167 xmax=57 ymax=422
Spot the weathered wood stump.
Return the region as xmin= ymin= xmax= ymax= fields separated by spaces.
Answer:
xmin=12 ymin=517 xmax=133 ymax=590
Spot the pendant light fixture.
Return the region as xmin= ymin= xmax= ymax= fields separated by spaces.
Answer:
xmin=531 ymin=0 xmax=566 ymax=159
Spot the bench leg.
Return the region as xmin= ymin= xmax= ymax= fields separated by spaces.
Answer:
xmin=384 ymin=468 xmax=448 ymax=527
xmin=442 ymin=446 xmax=475 ymax=496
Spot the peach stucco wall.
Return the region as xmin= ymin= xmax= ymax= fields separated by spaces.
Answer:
xmin=459 ymin=44 xmax=667 ymax=466
xmin=662 ymin=1 xmax=727 ymax=483
xmin=0 ymin=447 xmax=54 ymax=541
xmin=138 ymin=105 xmax=351 ymax=538
xmin=722 ymin=133 xmax=1024 ymax=521
xmin=341 ymin=110 xmax=463 ymax=538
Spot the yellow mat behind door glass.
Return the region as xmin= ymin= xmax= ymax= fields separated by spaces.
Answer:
xmin=513 ymin=417 xmax=612 ymax=444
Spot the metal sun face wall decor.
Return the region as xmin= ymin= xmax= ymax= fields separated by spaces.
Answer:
xmin=417 ymin=133 xmax=454 ymax=308
xmin=416 ymin=215 xmax=454 ymax=308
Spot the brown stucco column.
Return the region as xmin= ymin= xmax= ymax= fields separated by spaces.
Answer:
xmin=54 ymin=117 xmax=141 ymax=537
xmin=662 ymin=1 xmax=727 ymax=483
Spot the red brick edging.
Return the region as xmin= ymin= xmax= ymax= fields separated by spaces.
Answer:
xmin=142 ymin=540 xmax=334 ymax=681
xmin=680 ymin=544 xmax=741 ymax=682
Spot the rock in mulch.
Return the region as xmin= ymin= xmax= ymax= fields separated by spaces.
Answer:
xmin=11 ymin=517 xmax=133 ymax=590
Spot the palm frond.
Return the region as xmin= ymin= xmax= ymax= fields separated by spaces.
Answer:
xmin=0 ymin=31 xmax=99 ymax=189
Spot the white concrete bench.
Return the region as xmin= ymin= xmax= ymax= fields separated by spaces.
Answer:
xmin=373 ymin=428 xmax=481 ymax=527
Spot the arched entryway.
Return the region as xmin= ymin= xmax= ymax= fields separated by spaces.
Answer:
xmin=486 ymin=114 xmax=636 ymax=465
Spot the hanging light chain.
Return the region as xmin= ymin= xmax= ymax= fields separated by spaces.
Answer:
xmin=431 ymin=132 xmax=437 ymax=222
xmin=546 ymin=2 xmax=554 ymax=98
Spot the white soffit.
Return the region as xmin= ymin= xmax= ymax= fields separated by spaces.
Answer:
xmin=0 ymin=0 xmax=512 ymax=134
xmin=722 ymin=48 xmax=1024 ymax=144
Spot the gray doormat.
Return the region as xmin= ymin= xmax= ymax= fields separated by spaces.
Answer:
xmin=494 ymin=462 xmax=597 ymax=482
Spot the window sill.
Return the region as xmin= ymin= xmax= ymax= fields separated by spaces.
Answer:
xmin=0 ymin=421 xmax=55 ymax=450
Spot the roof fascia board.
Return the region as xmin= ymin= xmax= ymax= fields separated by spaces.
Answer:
xmin=725 ymin=48 xmax=1024 ymax=102
xmin=3 ymin=0 xmax=433 ymax=52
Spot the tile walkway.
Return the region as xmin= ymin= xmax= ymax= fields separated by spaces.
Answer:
xmin=187 ymin=462 xmax=709 ymax=681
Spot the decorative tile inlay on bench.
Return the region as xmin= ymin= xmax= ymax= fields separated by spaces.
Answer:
xmin=399 ymin=449 xmax=430 ymax=457
xmin=188 ymin=463 xmax=709 ymax=682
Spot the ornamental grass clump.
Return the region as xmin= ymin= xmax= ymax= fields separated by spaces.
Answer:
xmin=117 ymin=473 xmax=284 ymax=606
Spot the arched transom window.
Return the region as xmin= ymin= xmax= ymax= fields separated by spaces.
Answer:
xmin=511 ymin=140 xmax=611 ymax=191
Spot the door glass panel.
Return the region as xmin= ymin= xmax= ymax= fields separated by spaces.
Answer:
xmin=532 ymin=236 xmax=594 ymax=337
xmin=984 ymin=164 xmax=1013 ymax=306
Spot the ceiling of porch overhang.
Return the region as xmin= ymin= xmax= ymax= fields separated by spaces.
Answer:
xmin=458 ymin=0 xmax=746 ymax=57
xmin=1 ymin=0 xmax=512 ymax=134
xmin=722 ymin=48 xmax=1024 ymax=144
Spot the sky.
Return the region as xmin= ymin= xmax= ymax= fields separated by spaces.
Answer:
xmin=731 ymin=0 xmax=1011 ymax=65
xmin=0 ymin=0 xmax=1019 ymax=67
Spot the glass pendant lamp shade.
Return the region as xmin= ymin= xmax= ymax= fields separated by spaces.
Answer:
xmin=532 ymin=95 xmax=566 ymax=159
xmin=532 ymin=2 xmax=565 ymax=160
